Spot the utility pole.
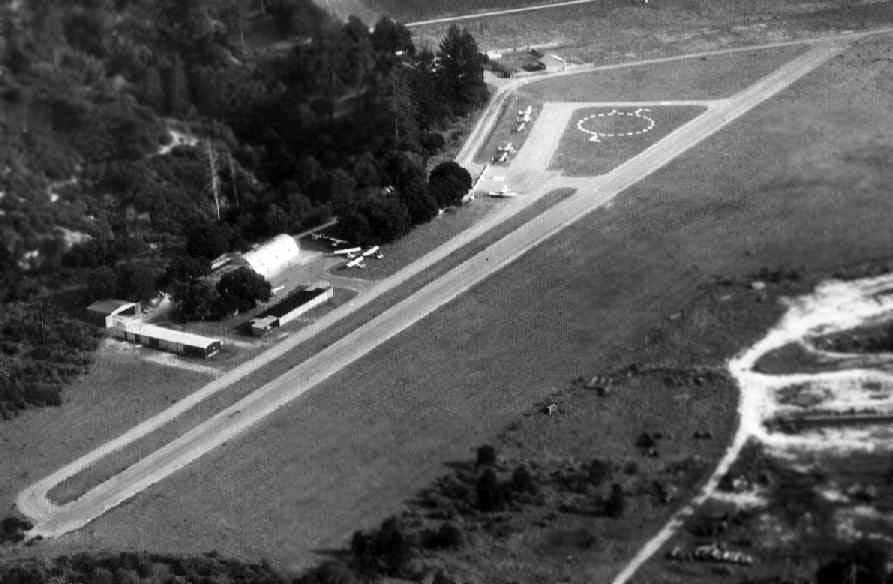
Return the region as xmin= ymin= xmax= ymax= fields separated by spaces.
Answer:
xmin=227 ymin=151 xmax=239 ymax=208
xmin=205 ymin=140 xmax=221 ymax=220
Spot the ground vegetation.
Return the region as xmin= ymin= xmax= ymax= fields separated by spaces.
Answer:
xmin=0 ymin=0 xmax=487 ymax=417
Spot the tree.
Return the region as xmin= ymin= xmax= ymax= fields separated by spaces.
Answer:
xmin=370 ymin=17 xmax=414 ymax=57
xmin=215 ymin=267 xmax=271 ymax=315
xmin=158 ymin=255 xmax=209 ymax=290
xmin=185 ymin=222 xmax=232 ymax=260
xmin=140 ymin=66 xmax=165 ymax=112
xmin=163 ymin=55 xmax=191 ymax=116
xmin=341 ymin=16 xmax=374 ymax=87
xmin=172 ymin=278 xmax=218 ymax=321
xmin=476 ymin=468 xmax=504 ymax=512
xmin=117 ymin=263 xmax=157 ymax=302
xmin=587 ymin=458 xmax=612 ymax=487
xmin=398 ymin=176 xmax=438 ymax=225
xmin=476 ymin=444 xmax=497 ymax=466
xmin=605 ymin=484 xmax=625 ymax=518
xmin=86 ymin=266 xmax=118 ymax=301
xmin=376 ymin=69 xmax=418 ymax=148
xmin=428 ymin=161 xmax=472 ymax=207
xmin=437 ymin=25 xmax=488 ymax=114
xmin=816 ymin=540 xmax=889 ymax=584
xmin=63 ymin=7 xmax=107 ymax=57
xmin=263 ymin=204 xmax=291 ymax=235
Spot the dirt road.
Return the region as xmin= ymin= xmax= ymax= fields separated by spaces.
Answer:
xmin=19 ymin=41 xmax=844 ymax=541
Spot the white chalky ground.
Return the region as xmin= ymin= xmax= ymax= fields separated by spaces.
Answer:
xmin=576 ymin=107 xmax=656 ymax=143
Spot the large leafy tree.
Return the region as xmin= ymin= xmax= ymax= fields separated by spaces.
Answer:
xmin=216 ymin=266 xmax=271 ymax=314
xmin=428 ymin=161 xmax=472 ymax=208
xmin=370 ymin=17 xmax=414 ymax=57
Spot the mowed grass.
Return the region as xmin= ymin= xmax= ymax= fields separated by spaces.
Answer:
xmin=32 ymin=35 xmax=893 ymax=573
xmin=520 ymin=45 xmax=806 ymax=102
xmin=35 ymin=188 xmax=577 ymax=512
xmin=15 ymin=36 xmax=893 ymax=576
xmin=473 ymin=95 xmax=544 ymax=165
xmin=0 ymin=341 xmax=212 ymax=510
xmin=549 ymin=105 xmax=706 ymax=176
xmin=366 ymin=0 xmax=573 ymax=22
xmin=409 ymin=0 xmax=893 ymax=61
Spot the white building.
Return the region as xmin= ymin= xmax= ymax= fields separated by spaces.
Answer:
xmin=240 ymin=234 xmax=301 ymax=281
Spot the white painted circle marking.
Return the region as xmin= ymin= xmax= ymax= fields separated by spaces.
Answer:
xmin=577 ymin=108 xmax=656 ymax=143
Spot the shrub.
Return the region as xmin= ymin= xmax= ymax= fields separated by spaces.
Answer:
xmin=299 ymin=561 xmax=359 ymax=584
xmin=350 ymin=516 xmax=415 ymax=576
xmin=510 ymin=464 xmax=537 ymax=494
xmin=605 ymin=484 xmax=625 ymax=518
xmin=476 ymin=468 xmax=503 ymax=512
xmin=587 ymin=458 xmax=612 ymax=487
xmin=476 ymin=444 xmax=497 ymax=467
xmin=422 ymin=522 xmax=463 ymax=550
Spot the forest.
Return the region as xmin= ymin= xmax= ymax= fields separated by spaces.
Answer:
xmin=0 ymin=0 xmax=488 ymax=417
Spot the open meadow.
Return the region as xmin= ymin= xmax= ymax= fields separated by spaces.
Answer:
xmin=15 ymin=32 xmax=893 ymax=580
xmin=519 ymin=45 xmax=807 ymax=102
xmin=410 ymin=0 xmax=893 ymax=62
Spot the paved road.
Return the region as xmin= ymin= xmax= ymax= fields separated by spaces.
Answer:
xmin=405 ymin=0 xmax=603 ymax=28
xmin=20 ymin=41 xmax=843 ymax=540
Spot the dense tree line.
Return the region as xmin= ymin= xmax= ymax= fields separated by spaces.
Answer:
xmin=0 ymin=0 xmax=488 ymax=417
xmin=2 ymin=0 xmax=486 ymax=295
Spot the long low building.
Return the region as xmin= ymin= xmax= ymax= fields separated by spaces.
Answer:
xmin=107 ymin=317 xmax=222 ymax=358
xmin=249 ymin=282 xmax=334 ymax=337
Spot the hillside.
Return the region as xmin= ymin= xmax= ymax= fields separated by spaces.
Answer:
xmin=0 ymin=0 xmax=487 ymax=419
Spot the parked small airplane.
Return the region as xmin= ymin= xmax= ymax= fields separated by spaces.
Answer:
xmin=333 ymin=246 xmax=362 ymax=257
xmin=361 ymin=245 xmax=380 ymax=257
xmin=328 ymin=237 xmax=348 ymax=247
xmin=346 ymin=256 xmax=366 ymax=268
xmin=487 ymin=185 xmax=518 ymax=198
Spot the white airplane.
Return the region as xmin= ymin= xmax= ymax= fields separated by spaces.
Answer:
xmin=346 ymin=256 xmax=366 ymax=268
xmin=333 ymin=246 xmax=362 ymax=257
xmin=328 ymin=237 xmax=348 ymax=247
xmin=361 ymin=245 xmax=380 ymax=257
xmin=488 ymin=185 xmax=518 ymax=198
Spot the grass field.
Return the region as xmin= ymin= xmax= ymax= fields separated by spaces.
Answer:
xmin=520 ymin=45 xmax=807 ymax=102
xmin=364 ymin=0 xmax=575 ymax=22
xmin=410 ymin=0 xmax=893 ymax=62
xmin=31 ymin=189 xmax=578 ymax=514
xmin=549 ymin=105 xmax=706 ymax=176
xmin=19 ymin=34 xmax=893 ymax=574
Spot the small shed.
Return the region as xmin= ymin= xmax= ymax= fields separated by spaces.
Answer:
xmin=86 ymin=299 xmax=140 ymax=327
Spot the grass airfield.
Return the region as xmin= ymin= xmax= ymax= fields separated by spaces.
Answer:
xmin=5 ymin=10 xmax=893 ymax=584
